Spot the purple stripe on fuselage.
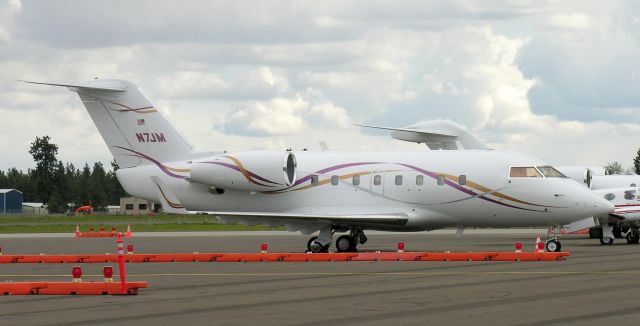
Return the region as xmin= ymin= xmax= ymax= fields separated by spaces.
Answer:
xmin=204 ymin=162 xmax=280 ymax=185
xmin=293 ymin=162 xmax=382 ymax=186
xmin=398 ymin=163 xmax=545 ymax=212
xmin=114 ymin=146 xmax=187 ymax=179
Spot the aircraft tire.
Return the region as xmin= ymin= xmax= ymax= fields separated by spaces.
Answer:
xmin=626 ymin=231 xmax=640 ymax=244
xmin=545 ymin=239 xmax=561 ymax=252
xmin=613 ymin=227 xmax=623 ymax=239
xmin=599 ymin=237 xmax=614 ymax=245
xmin=589 ymin=228 xmax=602 ymax=239
xmin=335 ymin=235 xmax=356 ymax=252
xmin=307 ymin=236 xmax=330 ymax=253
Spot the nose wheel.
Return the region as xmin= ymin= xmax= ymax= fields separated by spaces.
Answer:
xmin=599 ymin=236 xmax=614 ymax=245
xmin=545 ymin=239 xmax=562 ymax=252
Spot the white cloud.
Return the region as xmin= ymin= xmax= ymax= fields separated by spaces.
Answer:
xmin=1 ymin=0 xmax=639 ymax=173
xmin=547 ymin=13 xmax=592 ymax=31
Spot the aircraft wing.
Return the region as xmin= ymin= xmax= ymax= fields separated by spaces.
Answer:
xmin=151 ymin=176 xmax=409 ymax=234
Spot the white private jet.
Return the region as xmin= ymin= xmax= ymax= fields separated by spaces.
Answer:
xmin=24 ymin=79 xmax=614 ymax=253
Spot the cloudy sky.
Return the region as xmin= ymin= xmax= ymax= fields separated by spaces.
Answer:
xmin=1 ymin=0 xmax=639 ymax=171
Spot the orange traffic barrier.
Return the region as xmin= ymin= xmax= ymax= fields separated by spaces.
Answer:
xmin=350 ymin=252 xmax=423 ymax=261
xmin=74 ymin=225 xmax=131 ymax=238
xmin=282 ymin=253 xmax=359 ymax=262
xmin=1 ymin=282 xmax=48 ymax=295
xmin=0 ymin=251 xmax=570 ymax=263
xmin=147 ymin=253 xmax=221 ymax=262
xmin=1 ymin=282 xmax=148 ymax=295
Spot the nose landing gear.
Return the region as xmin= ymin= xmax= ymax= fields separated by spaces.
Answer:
xmin=546 ymin=225 xmax=563 ymax=252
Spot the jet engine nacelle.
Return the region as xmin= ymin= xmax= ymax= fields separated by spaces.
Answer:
xmin=189 ymin=151 xmax=297 ymax=192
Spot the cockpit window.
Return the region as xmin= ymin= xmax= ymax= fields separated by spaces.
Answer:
xmin=625 ymin=190 xmax=636 ymax=200
xmin=510 ymin=167 xmax=542 ymax=178
xmin=537 ymin=166 xmax=567 ymax=178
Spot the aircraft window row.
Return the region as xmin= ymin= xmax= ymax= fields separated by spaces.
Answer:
xmin=510 ymin=167 xmax=542 ymax=178
xmin=315 ymin=173 xmax=468 ymax=187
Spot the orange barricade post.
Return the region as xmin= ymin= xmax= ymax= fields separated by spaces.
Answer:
xmin=117 ymin=234 xmax=127 ymax=294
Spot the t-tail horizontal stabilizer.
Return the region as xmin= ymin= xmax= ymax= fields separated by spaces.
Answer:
xmin=19 ymin=80 xmax=125 ymax=92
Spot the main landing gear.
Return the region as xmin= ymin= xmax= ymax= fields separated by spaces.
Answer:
xmin=335 ymin=227 xmax=367 ymax=253
xmin=306 ymin=226 xmax=367 ymax=253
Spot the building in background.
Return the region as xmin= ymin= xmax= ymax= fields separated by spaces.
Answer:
xmin=0 ymin=189 xmax=23 ymax=214
xmin=120 ymin=197 xmax=159 ymax=215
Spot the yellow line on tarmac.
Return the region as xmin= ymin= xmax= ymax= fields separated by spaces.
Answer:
xmin=2 ymin=271 xmax=640 ymax=278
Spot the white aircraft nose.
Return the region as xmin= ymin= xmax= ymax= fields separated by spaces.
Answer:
xmin=591 ymin=195 xmax=615 ymax=217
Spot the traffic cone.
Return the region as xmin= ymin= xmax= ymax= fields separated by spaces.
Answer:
xmin=126 ymin=224 xmax=132 ymax=238
xmin=535 ymin=235 xmax=546 ymax=253
xmin=75 ymin=225 xmax=80 ymax=238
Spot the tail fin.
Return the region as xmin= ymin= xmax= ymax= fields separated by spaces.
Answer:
xmin=23 ymin=79 xmax=195 ymax=168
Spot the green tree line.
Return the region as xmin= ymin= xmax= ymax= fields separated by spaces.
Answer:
xmin=0 ymin=136 xmax=126 ymax=213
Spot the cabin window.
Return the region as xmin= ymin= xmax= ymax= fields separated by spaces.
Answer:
xmin=604 ymin=193 xmax=615 ymax=201
xmin=459 ymin=175 xmax=467 ymax=185
xmin=125 ymin=204 xmax=133 ymax=210
xmin=395 ymin=175 xmax=403 ymax=186
xmin=537 ymin=166 xmax=567 ymax=178
xmin=331 ymin=175 xmax=339 ymax=186
xmin=631 ymin=183 xmax=637 ymax=187
xmin=416 ymin=175 xmax=424 ymax=186
xmin=353 ymin=175 xmax=360 ymax=186
xmin=510 ymin=167 xmax=542 ymax=178
xmin=437 ymin=175 xmax=445 ymax=185
xmin=625 ymin=190 xmax=636 ymax=200
xmin=311 ymin=175 xmax=319 ymax=185
xmin=139 ymin=204 xmax=147 ymax=210
xmin=374 ymin=175 xmax=382 ymax=185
